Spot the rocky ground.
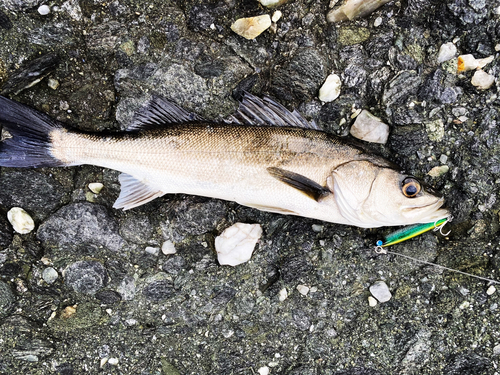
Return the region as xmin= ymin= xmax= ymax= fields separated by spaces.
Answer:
xmin=1 ymin=0 xmax=500 ymax=374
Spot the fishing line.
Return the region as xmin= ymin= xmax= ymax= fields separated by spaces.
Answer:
xmin=370 ymin=216 xmax=499 ymax=284
xmin=373 ymin=246 xmax=500 ymax=285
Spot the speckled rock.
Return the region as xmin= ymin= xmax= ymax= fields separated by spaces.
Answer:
xmin=63 ymin=261 xmax=109 ymax=294
xmin=0 ymin=281 xmax=15 ymax=318
xmin=37 ymin=203 xmax=125 ymax=252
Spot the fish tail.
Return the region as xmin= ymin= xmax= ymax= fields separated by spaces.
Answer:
xmin=0 ymin=96 xmax=67 ymax=168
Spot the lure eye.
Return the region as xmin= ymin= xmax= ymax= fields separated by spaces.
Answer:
xmin=402 ymin=177 xmax=421 ymax=198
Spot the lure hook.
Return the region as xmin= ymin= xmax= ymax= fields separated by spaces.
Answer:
xmin=433 ymin=215 xmax=453 ymax=236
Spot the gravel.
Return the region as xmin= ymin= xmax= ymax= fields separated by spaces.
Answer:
xmin=0 ymin=0 xmax=500 ymax=374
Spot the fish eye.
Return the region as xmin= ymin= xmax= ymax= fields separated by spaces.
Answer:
xmin=402 ymin=177 xmax=421 ymax=198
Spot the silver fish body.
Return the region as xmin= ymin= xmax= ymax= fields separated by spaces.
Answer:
xmin=0 ymin=93 xmax=449 ymax=228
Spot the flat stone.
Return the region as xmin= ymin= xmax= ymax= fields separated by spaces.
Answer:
xmin=369 ymin=281 xmax=392 ymax=303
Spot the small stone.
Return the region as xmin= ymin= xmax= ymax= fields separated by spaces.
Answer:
xmin=215 ymin=223 xmax=262 ymax=266
xmin=312 ymin=224 xmax=323 ymax=232
xmin=108 ymin=358 xmax=119 ymax=365
xmin=42 ymin=267 xmax=58 ymax=284
xmin=296 ymin=284 xmax=310 ymax=295
xmin=63 ymin=261 xmax=108 ymax=294
xmin=38 ymin=5 xmax=50 ymax=15
xmin=7 ymin=207 xmax=35 ymax=234
xmin=272 ymin=10 xmax=282 ymax=23
xmin=427 ymin=165 xmax=449 ymax=177
xmin=259 ymin=0 xmax=288 ymax=7
xmin=60 ymin=305 xmax=77 ymax=319
xmin=369 ymin=281 xmax=392 ymax=303
xmin=373 ymin=16 xmax=383 ymax=27
xmin=258 ymin=366 xmax=270 ymax=375
xmin=231 ymin=15 xmax=272 ymax=40
xmin=47 ymin=78 xmax=59 ymax=90
xmin=487 ymin=285 xmax=496 ymax=296
xmin=145 ymin=246 xmax=160 ymax=256
xmin=318 ymin=73 xmax=341 ymax=102
xmin=349 ymin=110 xmax=389 ymax=144
xmin=457 ymin=54 xmax=478 ymax=72
xmin=437 ymin=42 xmax=457 ymax=63
xmin=161 ymin=240 xmax=177 ymax=255
xmin=88 ymin=182 xmax=104 ymax=194
xmin=368 ymin=296 xmax=378 ymax=307
xmin=278 ymin=288 xmax=288 ymax=301
xmin=471 ymin=70 xmax=495 ymax=90
xmin=439 ymin=154 xmax=448 ymax=164
xmin=493 ymin=344 xmax=500 ymax=355
xmin=327 ymin=0 xmax=391 ymax=22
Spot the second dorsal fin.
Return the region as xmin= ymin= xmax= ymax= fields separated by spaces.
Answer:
xmin=226 ymin=92 xmax=321 ymax=130
xmin=128 ymin=95 xmax=204 ymax=131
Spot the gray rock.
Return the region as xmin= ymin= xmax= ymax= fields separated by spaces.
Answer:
xmin=0 ymin=169 xmax=67 ymax=220
xmin=0 ymin=281 xmax=15 ymax=318
xmin=63 ymin=260 xmax=108 ymax=294
xmin=37 ymin=203 xmax=125 ymax=252
xmin=142 ymin=279 xmax=174 ymax=302
xmin=271 ymin=48 xmax=328 ymax=102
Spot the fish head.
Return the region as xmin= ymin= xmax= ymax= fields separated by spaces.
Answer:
xmin=328 ymin=160 xmax=450 ymax=228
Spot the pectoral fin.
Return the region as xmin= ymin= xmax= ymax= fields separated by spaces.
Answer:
xmin=113 ymin=173 xmax=165 ymax=210
xmin=267 ymin=167 xmax=331 ymax=201
xmin=238 ymin=202 xmax=297 ymax=215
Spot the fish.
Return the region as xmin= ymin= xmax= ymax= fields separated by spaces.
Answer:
xmin=0 ymin=92 xmax=449 ymax=228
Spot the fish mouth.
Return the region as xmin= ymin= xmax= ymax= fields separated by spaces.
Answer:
xmin=402 ymin=197 xmax=450 ymax=222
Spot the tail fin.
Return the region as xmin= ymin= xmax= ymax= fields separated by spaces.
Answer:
xmin=0 ymin=96 xmax=66 ymax=167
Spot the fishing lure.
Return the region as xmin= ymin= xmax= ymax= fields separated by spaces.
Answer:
xmin=376 ymin=216 xmax=452 ymax=250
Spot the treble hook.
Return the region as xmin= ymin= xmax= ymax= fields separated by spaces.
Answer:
xmin=433 ymin=215 xmax=453 ymax=236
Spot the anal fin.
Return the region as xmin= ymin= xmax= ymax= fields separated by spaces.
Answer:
xmin=113 ymin=173 xmax=165 ymax=210
xmin=267 ymin=167 xmax=331 ymax=201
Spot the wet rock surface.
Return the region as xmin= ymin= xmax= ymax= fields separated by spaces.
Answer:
xmin=0 ymin=0 xmax=500 ymax=374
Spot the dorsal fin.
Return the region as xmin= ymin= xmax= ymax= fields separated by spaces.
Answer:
xmin=113 ymin=173 xmax=165 ymax=210
xmin=226 ymin=92 xmax=321 ymax=130
xmin=128 ymin=95 xmax=204 ymax=131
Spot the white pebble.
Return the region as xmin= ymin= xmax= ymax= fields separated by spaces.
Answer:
xmin=108 ymin=358 xmax=119 ymax=365
xmin=47 ymin=78 xmax=60 ymax=90
xmin=369 ymin=281 xmax=392 ymax=303
xmin=427 ymin=165 xmax=449 ymax=177
xmin=215 ymin=223 xmax=262 ymax=266
xmin=487 ymin=285 xmax=496 ymax=296
xmin=88 ymin=182 xmax=104 ymax=194
xmin=318 ymin=73 xmax=341 ymax=102
xmin=278 ymin=288 xmax=288 ymax=301
xmin=145 ymin=246 xmax=159 ymax=256
xmin=161 ymin=240 xmax=177 ymax=255
xmin=38 ymin=4 xmax=50 ymax=15
xmin=373 ymin=16 xmax=383 ymax=27
xmin=259 ymin=0 xmax=288 ymax=6
xmin=272 ymin=10 xmax=282 ymax=23
xmin=7 ymin=207 xmax=35 ymax=234
xmin=458 ymin=54 xmax=494 ymax=72
xmin=231 ymin=15 xmax=272 ymax=40
xmin=258 ymin=366 xmax=270 ymax=375
xmin=368 ymin=296 xmax=378 ymax=307
xmin=471 ymin=70 xmax=495 ymax=90
xmin=42 ymin=267 xmax=58 ymax=284
xmin=296 ymin=284 xmax=310 ymax=296
xmin=457 ymin=54 xmax=479 ymax=72
xmin=437 ymin=42 xmax=457 ymax=63
xmin=439 ymin=154 xmax=448 ymax=164
xmin=349 ymin=110 xmax=389 ymax=144
xmin=494 ymin=344 xmax=500 ymax=355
